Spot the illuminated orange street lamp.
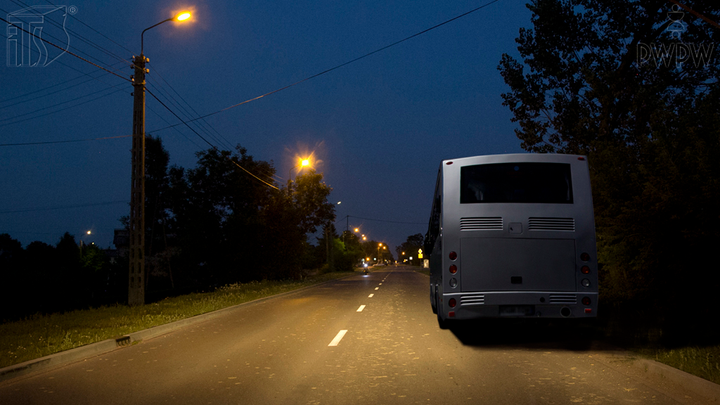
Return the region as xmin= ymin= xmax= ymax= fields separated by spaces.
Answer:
xmin=288 ymin=156 xmax=312 ymax=195
xmin=141 ymin=11 xmax=192 ymax=54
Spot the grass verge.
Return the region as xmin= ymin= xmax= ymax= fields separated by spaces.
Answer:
xmin=597 ymin=311 xmax=720 ymax=385
xmin=0 ymin=271 xmax=354 ymax=369
xmin=633 ymin=345 xmax=720 ymax=385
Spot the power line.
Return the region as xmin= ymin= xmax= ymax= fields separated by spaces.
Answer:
xmin=0 ymin=200 xmax=127 ymax=214
xmin=0 ymin=59 xmax=128 ymax=111
xmin=0 ymin=135 xmax=131 ymax=147
xmin=10 ymin=0 xmax=133 ymax=68
xmin=2 ymin=0 xmax=504 ymax=148
xmin=0 ymin=14 xmax=131 ymax=83
xmin=148 ymin=63 xmax=236 ymax=151
xmin=145 ymin=88 xmax=280 ymax=190
xmin=0 ymin=86 xmax=126 ymax=128
xmin=148 ymin=0 xmax=505 ymax=134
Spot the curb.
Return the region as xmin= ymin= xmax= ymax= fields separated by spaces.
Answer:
xmin=0 ymin=273 xmax=357 ymax=385
xmin=631 ymin=357 xmax=720 ymax=402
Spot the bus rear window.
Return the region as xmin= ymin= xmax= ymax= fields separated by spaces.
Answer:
xmin=460 ymin=163 xmax=573 ymax=204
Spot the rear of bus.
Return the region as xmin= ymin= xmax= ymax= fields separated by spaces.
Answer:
xmin=432 ymin=154 xmax=598 ymax=323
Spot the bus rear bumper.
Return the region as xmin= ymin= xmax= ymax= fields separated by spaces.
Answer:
xmin=441 ymin=291 xmax=598 ymax=319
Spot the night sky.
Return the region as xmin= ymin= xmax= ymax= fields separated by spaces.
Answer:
xmin=1 ymin=0 xmax=531 ymax=253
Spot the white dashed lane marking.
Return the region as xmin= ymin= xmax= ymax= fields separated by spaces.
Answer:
xmin=368 ymin=294 xmax=374 ymax=298
xmin=328 ymin=330 xmax=348 ymax=347
xmin=357 ymin=305 xmax=365 ymax=312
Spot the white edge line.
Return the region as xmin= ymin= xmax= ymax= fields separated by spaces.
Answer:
xmin=328 ymin=330 xmax=348 ymax=346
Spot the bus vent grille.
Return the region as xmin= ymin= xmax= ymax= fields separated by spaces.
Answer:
xmin=528 ymin=217 xmax=575 ymax=231
xmin=460 ymin=294 xmax=485 ymax=306
xmin=549 ymin=294 xmax=577 ymax=304
xmin=460 ymin=217 xmax=503 ymax=231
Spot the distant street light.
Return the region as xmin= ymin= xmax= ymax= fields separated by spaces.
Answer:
xmin=128 ymin=11 xmax=193 ymax=307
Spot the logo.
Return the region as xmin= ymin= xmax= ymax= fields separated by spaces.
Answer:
xmin=6 ymin=5 xmax=76 ymax=67
xmin=636 ymin=5 xmax=716 ymax=69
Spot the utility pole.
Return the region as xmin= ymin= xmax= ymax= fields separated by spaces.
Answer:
xmin=128 ymin=54 xmax=147 ymax=306
xmin=126 ymin=11 xmax=191 ymax=306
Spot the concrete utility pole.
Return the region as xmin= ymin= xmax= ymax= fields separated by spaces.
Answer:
xmin=128 ymin=54 xmax=147 ymax=306
xmin=127 ymin=11 xmax=191 ymax=306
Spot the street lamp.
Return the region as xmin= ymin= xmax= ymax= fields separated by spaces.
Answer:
xmin=288 ymin=157 xmax=311 ymax=195
xmin=128 ymin=11 xmax=193 ymax=307
xmin=141 ymin=11 xmax=192 ymax=55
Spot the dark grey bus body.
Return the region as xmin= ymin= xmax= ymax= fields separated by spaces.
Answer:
xmin=426 ymin=154 xmax=598 ymax=325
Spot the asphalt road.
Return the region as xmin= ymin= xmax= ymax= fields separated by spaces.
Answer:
xmin=0 ymin=266 xmax=714 ymax=404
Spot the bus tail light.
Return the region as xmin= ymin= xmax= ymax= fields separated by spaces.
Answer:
xmin=581 ymin=252 xmax=590 ymax=261
xmin=449 ymin=265 xmax=457 ymax=274
xmin=448 ymin=298 xmax=457 ymax=308
xmin=449 ymin=251 xmax=457 ymax=261
xmin=582 ymin=297 xmax=591 ymax=306
xmin=581 ymin=266 xmax=590 ymax=274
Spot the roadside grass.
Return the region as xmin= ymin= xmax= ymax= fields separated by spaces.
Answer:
xmin=633 ymin=345 xmax=720 ymax=385
xmin=0 ymin=271 xmax=354 ymax=369
xmin=598 ymin=312 xmax=720 ymax=385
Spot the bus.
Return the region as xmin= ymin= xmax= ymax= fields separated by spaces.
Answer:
xmin=425 ymin=154 xmax=598 ymax=328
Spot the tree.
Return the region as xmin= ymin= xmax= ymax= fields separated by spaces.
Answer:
xmin=166 ymin=146 xmax=277 ymax=286
xmin=144 ymin=135 xmax=174 ymax=292
xmin=498 ymin=0 xmax=720 ymax=333
xmin=396 ymin=233 xmax=424 ymax=265
xmin=291 ymin=169 xmax=335 ymax=235
xmin=25 ymin=241 xmax=58 ymax=314
xmin=0 ymin=234 xmax=24 ymax=320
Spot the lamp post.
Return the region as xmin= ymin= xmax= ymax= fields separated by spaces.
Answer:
xmin=128 ymin=11 xmax=192 ymax=307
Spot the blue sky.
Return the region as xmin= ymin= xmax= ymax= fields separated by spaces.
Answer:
xmin=0 ymin=0 xmax=531 ymax=252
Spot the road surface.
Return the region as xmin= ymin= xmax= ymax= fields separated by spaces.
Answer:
xmin=0 ymin=266 xmax=713 ymax=404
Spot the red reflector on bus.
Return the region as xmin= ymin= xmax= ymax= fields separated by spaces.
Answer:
xmin=448 ymin=311 xmax=455 ymax=317
xmin=446 ymin=161 xmax=453 ymax=165
xmin=449 ymin=265 xmax=457 ymax=274
xmin=578 ymin=157 xmax=585 ymax=160
xmin=449 ymin=298 xmax=457 ymax=308
xmin=449 ymin=251 xmax=457 ymax=261
xmin=585 ymin=308 xmax=592 ymax=314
